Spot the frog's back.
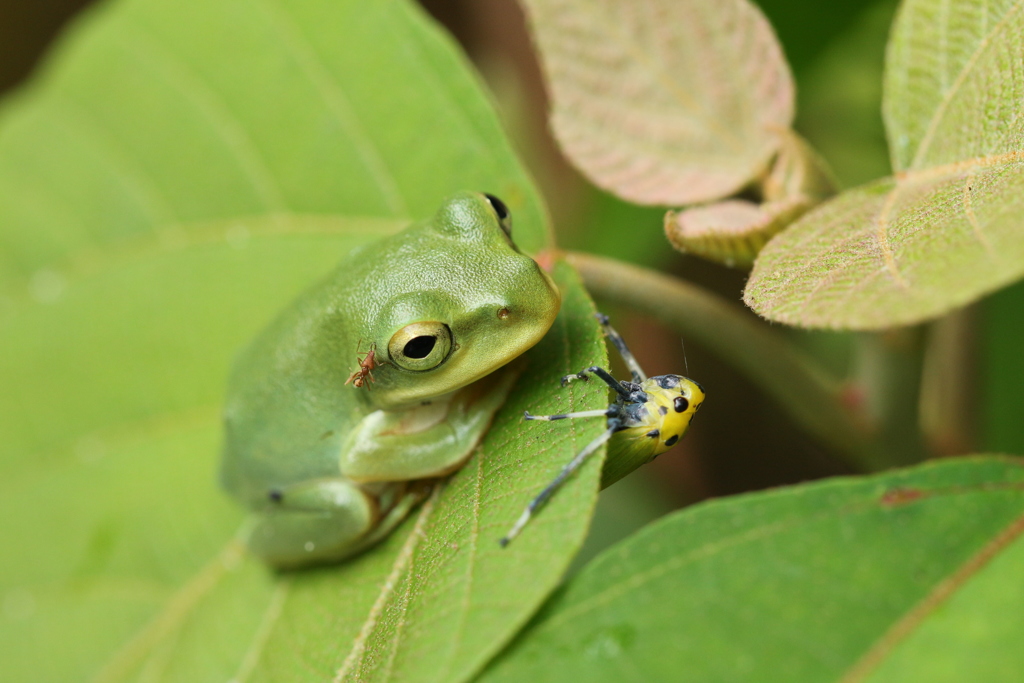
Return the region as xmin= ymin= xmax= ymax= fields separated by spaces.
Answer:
xmin=220 ymin=272 xmax=366 ymax=505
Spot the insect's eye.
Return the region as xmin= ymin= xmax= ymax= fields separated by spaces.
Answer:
xmin=388 ymin=322 xmax=453 ymax=371
xmin=657 ymin=375 xmax=680 ymax=389
xmin=673 ymin=396 xmax=689 ymax=413
xmin=483 ymin=193 xmax=513 ymax=238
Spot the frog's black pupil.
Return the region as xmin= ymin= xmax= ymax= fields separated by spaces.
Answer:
xmin=404 ymin=335 xmax=436 ymax=359
xmin=673 ymin=396 xmax=689 ymax=413
xmin=484 ymin=193 xmax=509 ymax=220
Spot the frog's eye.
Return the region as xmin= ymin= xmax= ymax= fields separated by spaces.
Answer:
xmin=387 ymin=322 xmax=453 ymax=371
xmin=483 ymin=193 xmax=513 ymax=238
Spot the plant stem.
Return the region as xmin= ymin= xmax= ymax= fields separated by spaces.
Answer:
xmin=853 ymin=328 xmax=929 ymax=466
xmin=565 ymin=251 xmax=880 ymax=470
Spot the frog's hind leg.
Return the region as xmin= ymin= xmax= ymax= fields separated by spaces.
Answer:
xmin=247 ymin=478 xmax=390 ymax=569
xmin=342 ymin=482 xmax=433 ymax=557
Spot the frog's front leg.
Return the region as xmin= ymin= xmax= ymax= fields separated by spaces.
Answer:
xmin=248 ymin=478 xmax=425 ymax=569
xmin=341 ymin=367 xmax=519 ymax=482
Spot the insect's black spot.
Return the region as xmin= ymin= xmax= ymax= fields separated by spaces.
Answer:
xmin=658 ymin=375 xmax=680 ymax=389
xmin=658 ymin=405 xmax=668 ymax=416
xmin=404 ymin=335 xmax=436 ymax=359
xmin=550 ymin=414 xmax=569 ymax=420
xmin=646 ymin=429 xmax=660 ymax=438
xmin=665 ymin=435 xmax=679 ymax=447
xmin=268 ymin=489 xmax=284 ymax=503
xmin=674 ymin=396 xmax=689 ymax=413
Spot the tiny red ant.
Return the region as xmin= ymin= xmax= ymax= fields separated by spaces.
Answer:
xmin=345 ymin=342 xmax=382 ymax=390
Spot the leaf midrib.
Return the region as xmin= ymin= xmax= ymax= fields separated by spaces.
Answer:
xmin=334 ymin=487 xmax=442 ymax=682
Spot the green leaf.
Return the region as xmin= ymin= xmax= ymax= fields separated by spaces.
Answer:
xmin=746 ymin=0 xmax=1024 ymax=329
xmin=479 ymin=457 xmax=1024 ymax=682
xmin=0 ymin=0 xmax=608 ymax=680
xmin=519 ymin=0 xmax=794 ymax=206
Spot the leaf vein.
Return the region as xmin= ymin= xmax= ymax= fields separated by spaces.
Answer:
xmin=258 ymin=0 xmax=408 ymax=216
xmin=117 ymin=22 xmax=288 ymax=212
xmin=48 ymin=96 xmax=179 ymax=226
xmin=89 ymin=539 xmax=244 ymax=683
xmin=232 ymin=578 xmax=292 ymax=683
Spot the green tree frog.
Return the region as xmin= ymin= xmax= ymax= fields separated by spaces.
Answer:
xmin=221 ymin=192 xmax=560 ymax=569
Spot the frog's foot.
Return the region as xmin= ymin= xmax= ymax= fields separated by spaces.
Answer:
xmin=247 ymin=478 xmax=403 ymax=570
xmin=342 ymin=482 xmax=433 ymax=557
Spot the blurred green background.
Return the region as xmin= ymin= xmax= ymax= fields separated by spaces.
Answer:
xmin=3 ymin=0 xmax=1021 ymax=566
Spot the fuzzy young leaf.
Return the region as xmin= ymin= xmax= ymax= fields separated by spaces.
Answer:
xmin=519 ymin=0 xmax=794 ymax=206
xmin=746 ymin=0 xmax=1024 ymax=329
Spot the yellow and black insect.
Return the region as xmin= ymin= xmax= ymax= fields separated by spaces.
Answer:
xmin=500 ymin=313 xmax=705 ymax=546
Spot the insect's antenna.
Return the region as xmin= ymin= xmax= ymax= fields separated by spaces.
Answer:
xmin=499 ymin=422 xmax=618 ymax=547
xmin=681 ymin=338 xmax=690 ymax=377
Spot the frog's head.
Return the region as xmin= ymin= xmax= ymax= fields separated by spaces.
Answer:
xmin=364 ymin=191 xmax=560 ymax=409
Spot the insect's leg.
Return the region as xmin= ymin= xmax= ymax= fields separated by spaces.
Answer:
xmin=595 ymin=312 xmax=646 ymax=383
xmin=560 ymin=366 xmax=632 ymax=400
xmin=524 ymin=408 xmax=614 ymax=421
xmin=500 ymin=420 xmax=619 ymax=548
